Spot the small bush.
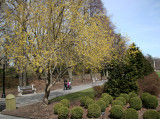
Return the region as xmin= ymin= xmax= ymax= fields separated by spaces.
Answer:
xmin=123 ymin=108 xmax=139 ymax=119
xmin=60 ymin=99 xmax=70 ymax=108
xmin=54 ymin=103 xmax=64 ymax=114
xmin=119 ymin=93 xmax=129 ymax=102
xmin=100 ymin=97 xmax=109 ymax=107
xmin=57 ymin=107 xmax=69 ymax=119
xmin=143 ymin=110 xmax=160 ymax=119
xmin=85 ymin=98 xmax=94 ymax=108
xmin=101 ymin=94 xmax=113 ymax=104
xmin=140 ymin=93 xmax=151 ymax=101
xmin=129 ymin=92 xmax=137 ymax=100
xmin=143 ymin=95 xmax=158 ymax=109
xmin=130 ymin=97 xmax=142 ymax=110
xmin=71 ymin=106 xmax=83 ymax=119
xmin=115 ymin=97 xmax=126 ymax=105
xmin=80 ymin=96 xmax=90 ymax=106
xmin=110 ymin=105 xmax=124 ymax=119
xmin=87 ymin=104 xmax=101 ymax=118
xmin=96 ymin=99 xmax=106 ymax=112
xmin=112 ymin=100 xmax=124 ymax=107
xmin=93 ymin=85 xmax=104 ymax=98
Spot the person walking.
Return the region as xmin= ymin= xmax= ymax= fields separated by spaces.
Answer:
xmin=64 ymin=78 xmax=67 ymax=90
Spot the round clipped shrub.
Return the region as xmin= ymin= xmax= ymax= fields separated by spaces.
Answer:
xmin=115 ymin=97 xmax=126 ymax=105
xmin=71 ymin=106 xmax=84 ymax=119
xmin=140 ymin=93 xmax=150 ymax=101
xmin=123 ymin=108 xmax=139 ymax=119
xmin=80 ymin=96 xmax=90 ymax=106
xmin=129 ymin=92 xmax=137 ymax=100
xmin=130 ymin=97 xmax=142 ymax=110
xmin=100 ymin=97 xmax=109 ymax=107
xmin=96 ymin=99 xmax=106 ymax=112
xmin=87 ymin=104 xmax=101 ymax=118
xmin=101 ymin=93 xmax=109 ymax=98
xmin=119 ymin=93 xmax=129 ymax=102
xmin=110 ymin=105 xmax=124 ymax=119
xmin=57 ymin=107 xmax=69 ymax=119
xmin=85 ymin=98 xmax=94 ymax=108
xmin=60 ymin=99 xmax=70 ymax=108
xmin=54 ymin=103 xmax=64 ymax=114
xmin=143 ymin=110 xmax=160 ymax=119
xmin=102 ymin=94 xmax=113 ymax=104
xmin=112 ymin=100 xmax=124 ymax=107
xmin=143 ymin=95 xmax=158 ymax=109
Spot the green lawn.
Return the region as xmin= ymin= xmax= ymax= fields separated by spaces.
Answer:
xmin=156 ymin=71 xmax=160 ymax=78
xmin=50 ymin=88 xmax=94 ymax=102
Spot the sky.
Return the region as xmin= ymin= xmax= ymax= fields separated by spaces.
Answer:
xmin=101 ymin=0 xmax=160 ymax=58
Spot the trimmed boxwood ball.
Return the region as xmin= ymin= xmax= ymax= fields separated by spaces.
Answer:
xmin=143 ymin=110 xmax=160 ymax=119
xmin=101 ymin=94 xmax=113 ymax=104
xmin=71 ymin=106 xmax=84 ymax=119
xmin=87 ymin=104 xmax=101 ymax=118
xmin=143 ymin=95 xmax=158 ymax=109
xmin=123 ymin=108 xmax=139 ymax=119
xmin=110 ymin=105 xmax=124 ymax=119
xmin=115 ymin=97 xmax=126 ymax=105
xmin=129 ymin=92 xmax=137 ymax=100
xmin=60 ymin=99 xmax=70 ymax=108
xmin=119 ymin=93 xmax=129 ymax=103
xmin=100 ymin=98 xmax=109 ymax=107
xmin=54 ymin=103 xmax=64 ymax=114
xmin=96 ymin=99 xmax=106 ymax=112
xmin=80 ymin=96 xmax=90 ymax=106
xmin=85 ymin=98 xmax=94 ymax=108
xmin=112 ymin=100 xmax=124 ymax=107
xmin=101 ymin=93 xmax=109 ymax=98
xmin=57 ymin=107 xmax=69 ymax=119
xmin=140 ymin=93 xmax=151 ymax=101
xmin=130 ymin=97 xmax=142 ymax=110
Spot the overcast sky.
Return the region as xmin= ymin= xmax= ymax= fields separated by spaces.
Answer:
xmin=101 ymin=0 xmax=160 ymax=58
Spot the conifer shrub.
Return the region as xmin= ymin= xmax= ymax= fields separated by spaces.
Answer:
xmin=96 ymin=99 xmax=106 ymax=112
xmin=110 ymin=105 xmax=124 ymax=119
xmin=115 ymin=97 xmax=126 ymax=105
xmin=123 ymin=108 xmax=139 ymax=119
xmin=112 ymin=100 xmax=124 ymax=107
xmin=57 ymin=107 xmax=69 ymax=119
xmin=129 ymin=92 xmax=138 ymax=100
xmin=71 ymin=106 xmax=83 ymax=119
xmin=143 ymin=95 xmax=158 ymax=109
xmin=87 ymin=104 xmax=101 ymax=118
xmin=54 ymin=103 xmax=64 ymax=114
xmin=140 ymin=93 xmax=151 ymax=101
xmin=129 ymin=97 xmax=142 ymax=110
xmin=60 ymin=99 xmax=70 ymax=108
xmin=119 ymin=93 xmax=129 ymax=103
xmin=101 ymin=93 xmax=109 ymax=98
xmin=84 ymin=98 xmax=94 ymax=108
xmin=143 ymin=110 xmax=160 ymax=119
xmin=100 ymin=97 xmax=109 ymax=107
xmin=80 ymin=96 xmax=90 ymax=106
xmin=101 ymin=94 xmax=113 ymax=104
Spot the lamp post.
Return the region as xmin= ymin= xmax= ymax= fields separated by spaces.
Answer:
xmin=1 ymin=63 xmax=6 ymax=98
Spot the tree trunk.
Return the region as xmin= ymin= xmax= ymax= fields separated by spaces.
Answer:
xmin=82 ymin=66 xmax=85 ymax=82
xmin=43 ymin=69 xmax=52 ymax=105
xmin=19 ymin=73 xmax=23 ymax=86
xmin=68 ymin=67 xmax=72 ymax=82
xmin=23 ymin=70 xmax=27 ymax=86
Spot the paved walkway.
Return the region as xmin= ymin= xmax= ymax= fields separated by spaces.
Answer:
xmin=0 ymin=80 xmax=107 ymax=119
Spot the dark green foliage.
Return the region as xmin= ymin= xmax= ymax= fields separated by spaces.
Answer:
xmin=123 ymin=108 xmax=139 ymax=119
xmin=112 ymin=100 xmax=124 ymax=107
xmin=54 ymin=103 xmax=64 ymax=114
xmin=84 ymin=98 xmax=94 ymax=108
xmin=119 ymin=93 xmax=129 ymax=102
xmin=87 ymin=104 xmax=101 ymax=118
xmin=60 ymin=99 xmax=70 ymax=108
xmin=129 ymin=97 xmax=142 ymax=110
xmin=80 ymin=96 xmax=90 ymax=106
xmin=142 ymin=95 xmax=158 ymax=109
xmin=129 ymin=92 xmax=137 ymax=100
xmin=140 ymin=93 xmax=151 ymax=101
xmin=110 ymin=105 xmax=124 ymax=119
xmin=143 ymin=110 xmax=160 ymax=119
xmin=57 ymin=107 xmax=69 ymax=119
xmin=101 ymin=93 xmax=109 ymax=98
xmin=101 ymin=94 xmax=113 ymax=104
xmin=71 ymin=106 xmax=83 ymax=119
xmin=100 ymin=97 xmax=109 ymax=107
xmin=115 ymin=97 xmax=126 ymax=105
xmin=96 ymin=99 xmax=106 ymax=112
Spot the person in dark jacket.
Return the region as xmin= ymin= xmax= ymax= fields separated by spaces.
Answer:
xmin=64 ymin=78 xmax=67 ymax=90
